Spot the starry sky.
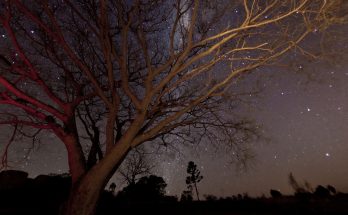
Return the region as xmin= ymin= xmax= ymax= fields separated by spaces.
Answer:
xmin=1 ymin=1 xmax=348 ymax=199
xmin=4 ymin=31 xmax=348 ymax=198
xmin=150 ymin=44 xmax=348 ymax=197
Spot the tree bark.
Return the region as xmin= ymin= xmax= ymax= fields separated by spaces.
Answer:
xmin=63 ymin=133 xmax=86 ymax=184
xmin=63 ymin=141 xmax=131 ymax=215
xmin=58 ymin=115 xmax=87 ymax=184
xmin=63 ymin=112 xmax=145 ymax=215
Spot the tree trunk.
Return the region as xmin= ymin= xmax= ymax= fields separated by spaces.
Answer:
xmin=61 ymin=115 xmax=87 ymax=184
xmin=62 ymin=111 xmax=145 ymax=215
xmin=63 ymin=133 xmax=86 ymax=184
xmin=63 ymin=141 xmax=131 ymax=215
xmin=194 ymin=182 xmax=200 ymax=201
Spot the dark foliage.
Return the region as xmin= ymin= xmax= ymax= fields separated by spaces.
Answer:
xmin=314 ymin=185 xmax=330 ymax=198
xmin=270 ymin=189 xmax=282 ymax=198
xmin=180 ymin=190 xmax=193 ymax=202
xmin=0 ymin=170 xmax=70 ymax=215
xmin=116 ymin=175 xmax=167 ymax=203
xmin=0 ymin=170 xmax=347 ymax=215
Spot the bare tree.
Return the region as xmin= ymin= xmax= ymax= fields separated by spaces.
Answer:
xmin=118 ymin=146 xmax=153 ymax=185
xmin=288 ymin=172 xmax=312 ymax=194
xmin=0 ymin=1 xmax=346 ymax=215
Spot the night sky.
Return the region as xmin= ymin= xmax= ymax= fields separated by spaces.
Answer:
xmin=154 ymin=44 xmax=348 ymax=197
xmin=1 ymin=1 xmax=348 ymax=199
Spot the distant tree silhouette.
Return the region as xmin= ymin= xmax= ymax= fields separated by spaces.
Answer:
xmin=108 ymin=182 xmax=116 ymax=194
xmin=243 ymin=193 xmax=250 ymax=200
xmin=118 ymin=146 xmax=154 ymax=185
xmin=288 ymin=173 xmax=301 ymax=192
xmin=288 ymin=173 xmax=312 ymax=199
xmin=136 ymin=175 xmax=167 ymax=197
xmin=204 ymin=194 xmax=218 ymax=201
xmin=0 ymin=170 xmax=28 ymax=190
xmin=270 ymin=189 xmax=282 ymax=198
xmin=180 ymin=190 xmax=193 ymax=202
xmin=288 ymin=173 xmax=310 ymax=194
xmin=327 ymin=185 xmax=337 ymax=195
xmin=186 ymin=161 xmax=203 ymax=201
xmin=117 ymin=175 xmax=167 ymax=202
xmin=314 ymin=185 xmax=330 ymax=198
xmin=0 ymin=171 xmax=71 ymax=214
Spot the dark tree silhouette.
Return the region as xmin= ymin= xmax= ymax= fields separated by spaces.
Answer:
xmin=288 ymin=172 xmax=311 ymax=194
xmin=314 ymin=185 xmax=330 ymax=198
xmin=327 ymin=185 xmax=337 ymax=195
xmin=117 ymin=175 xmax=167 ymax=203
xmin=288 ymin=173 xmax=313 ymax=200
xmin=180 ymin=190 xmax=193 ymax=202
xmin=0 ymin=170 xmax=28 ymax=190
xmin=204 ymin=194 xmax=218 ymax=201
xmin=270 ymin=189 xmax=282 ymax=198
xmin=108 ymin=182 xmax=116 ymax=194
xmin=186 ymin=161 xmax=203 ymax=201
xmin=0 ymin=171 xmax=71 ymax=215
xmin=118 ymin=146 xmax=153 ymax=185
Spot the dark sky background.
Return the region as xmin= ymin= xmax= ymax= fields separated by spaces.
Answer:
xmin=1 ymin=3 xmax=348 ymax=199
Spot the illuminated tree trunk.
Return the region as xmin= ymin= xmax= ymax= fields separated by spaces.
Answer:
xmin=58 ymin=116 xmax=87 ymax=184
xmin=62 ymin=109 xmax=144 ymax=215
xmin=63 ymin=142 xmax=131 ymax=215
xmin=62 ymin=133 xmax=86 ymax=184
